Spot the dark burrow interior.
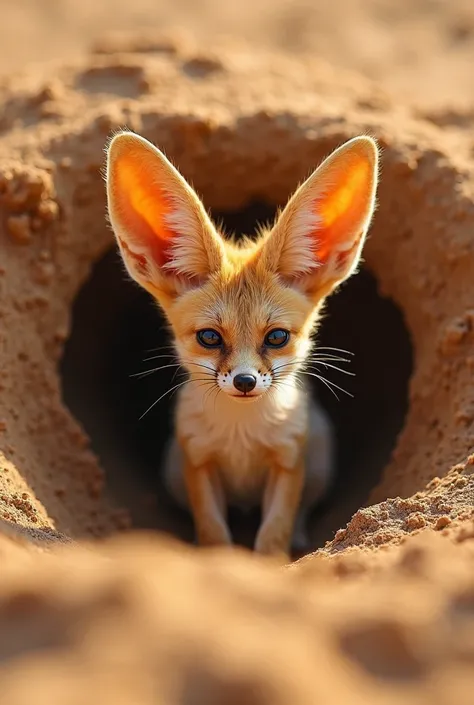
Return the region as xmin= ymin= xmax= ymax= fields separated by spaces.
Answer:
xmin=61 ymin=202 xmax=413 ymax=553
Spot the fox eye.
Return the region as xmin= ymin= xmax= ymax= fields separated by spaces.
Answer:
xmin=197 ymin=329 xmax=223 ymax=348
xmin=264 ymin=329 xmax=290 ymax=348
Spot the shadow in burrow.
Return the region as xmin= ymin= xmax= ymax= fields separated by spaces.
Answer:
xmin=60 ymin=201 xmax=413 ymax=553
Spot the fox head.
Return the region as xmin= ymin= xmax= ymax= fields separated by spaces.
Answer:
xmin=106 ymin=132 xmax=378 ymax=402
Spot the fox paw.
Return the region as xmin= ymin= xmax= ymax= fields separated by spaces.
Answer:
xmin=291 ymin=529 xmax=312 ymax=559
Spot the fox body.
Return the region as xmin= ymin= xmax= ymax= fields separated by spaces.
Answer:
xmin=106 ymin=131 xmax=379 ymax=559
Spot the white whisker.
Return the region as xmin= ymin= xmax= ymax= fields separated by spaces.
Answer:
xmin=314 ymin=346 xmax=354 ymax=356
xmin=305 ymin=361 xmax=355 ymax=377
xmin=139 ymin=377 xmax=217 ymax=420
xmin=297 ymin=371 xmax=354 ymax=399
xmin=139 ymin=380 xmax=190 ymax=419
xmin=130 ymin=362 xmax=182 ymax=379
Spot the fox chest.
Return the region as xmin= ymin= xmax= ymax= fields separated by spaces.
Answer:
xmin=214 ymin=428 xmax=270 ymax=505
xmin=178 ymin=407 xmax=303 ymax=506
xmin=186 ymin=420 xmax=271 ymax=504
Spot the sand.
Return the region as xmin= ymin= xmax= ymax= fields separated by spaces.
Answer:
xmin=4 ymin=0 xmax=474 ymax=110
xmin=0 ymin=2 xmax=474 ymax=703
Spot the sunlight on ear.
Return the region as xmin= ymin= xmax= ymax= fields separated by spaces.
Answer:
xmin=319 ymin=158 xmax=371 ymax=228
xmin=115 ymin=153 xmax=172 ymax=242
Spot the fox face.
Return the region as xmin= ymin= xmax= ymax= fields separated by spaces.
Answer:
xmin=168 ymin=263 xmax=315 ymax=401
xmin=106 ymin=132 xmax=378 ymax=403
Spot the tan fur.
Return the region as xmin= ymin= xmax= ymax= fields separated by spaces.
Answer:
xmin=106 ymin=131 xmax=379 ymax=559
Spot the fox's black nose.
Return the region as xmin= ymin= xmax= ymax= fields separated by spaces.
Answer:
xmin=233 ymin=373 xmax=257 ymax=394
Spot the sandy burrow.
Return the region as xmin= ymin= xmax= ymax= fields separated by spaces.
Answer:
xmin=0 ymin=36 xmax=473 ymax=701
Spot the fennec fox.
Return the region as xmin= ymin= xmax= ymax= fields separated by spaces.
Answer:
xmin=106 ymin=131 xmax=379 ymax=559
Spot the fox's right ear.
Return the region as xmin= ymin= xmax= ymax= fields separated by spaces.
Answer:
xmin=259 ymin=136 xmax=379 ymax=302
xmin=106 ymin=131 xmax=225 ymax=301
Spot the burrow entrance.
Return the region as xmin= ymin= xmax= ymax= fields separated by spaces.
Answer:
xmin=61 ymin=202 xmax=413 ymax=551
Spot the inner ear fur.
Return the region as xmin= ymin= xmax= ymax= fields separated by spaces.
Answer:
xmin=258 ymin=136 xmax=379 ymax=300
xmin=106 ymin=131 xmax=225 ymax=301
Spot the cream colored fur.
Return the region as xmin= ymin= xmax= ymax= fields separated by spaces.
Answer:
xmin=106 ymin=131 xmax=379 ymax=557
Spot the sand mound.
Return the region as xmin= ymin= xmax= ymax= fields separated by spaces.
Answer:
xmin=0 ymin=35 xmax=473 ymax=701
xmin=1 ymin=529 xmax=474 ymax=704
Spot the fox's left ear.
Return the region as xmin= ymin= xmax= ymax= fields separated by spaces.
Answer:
xmin=260 ymin=136 xmax=379 ymax=299
xmin=105 ymin=131 xmax=225 ymax=303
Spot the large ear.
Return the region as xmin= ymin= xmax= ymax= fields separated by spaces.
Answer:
xmin=259 ymin=136 xmax=379 ymax=299
xmin=105 ymin=131 xmax=225 ymax=301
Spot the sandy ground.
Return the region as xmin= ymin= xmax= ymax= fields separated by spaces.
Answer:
xmin=3 ymin=0 xmax=474 ymax=109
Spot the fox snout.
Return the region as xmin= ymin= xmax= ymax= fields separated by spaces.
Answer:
xmin=217 ymin=364 xmax=273 ymax=400
xmin=233 ymin=373 xmax=256 ymax=394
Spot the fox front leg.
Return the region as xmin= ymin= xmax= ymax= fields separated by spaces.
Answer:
xmin=183 ymin=458 xmax=232 ymax=547
xmin=254 ymin=456 xmax=305 ymax=560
